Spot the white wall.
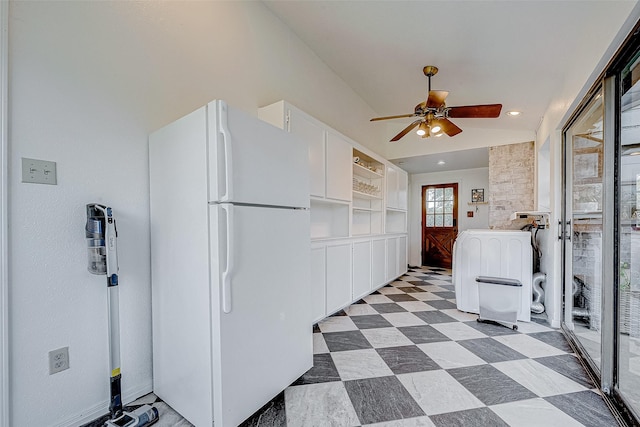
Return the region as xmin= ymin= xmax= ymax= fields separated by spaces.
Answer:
xmin=7 ymin=2 xmax=380 ymax=426
xmin=408 ymin=168 xmax=489 ymax=267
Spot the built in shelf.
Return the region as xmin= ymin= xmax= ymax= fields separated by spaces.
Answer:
xmin=353 ymin=207 xmax=381 ymax=212
xmin=468 ymin=201 xmax=489 ymax=206
xmin=353 ymin=190 xmax=382 ymax=200
xmin=353 ymin=162 xmax=384 ymax=179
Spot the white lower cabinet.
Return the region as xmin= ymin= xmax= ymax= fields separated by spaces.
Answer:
xmin=398 ymin=236 xmax=407 ymax=275
xmin=371 ymin=238 xmax=387 ymax=288
xmin=326 ymin=242 xmax=352 ymax=314
xmin=310 ymin=245 xmax=327 ymax=323
xmin=352 ymin=240 xmax=372 ymax=300
xmin=387 ymin=237 xmax=398 ymax=282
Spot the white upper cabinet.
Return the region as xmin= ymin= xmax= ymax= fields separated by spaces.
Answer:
xmin=325 ymin=131 xmax=352 ymax=202
xmin=259 ymin=101 xmax=326 ymax=198
xmin=386 ymin=165 xmax=408 ymax=210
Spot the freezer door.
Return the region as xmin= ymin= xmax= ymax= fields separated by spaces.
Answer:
xmin=208 ymin=100 xmax=310 ymax=208
xmin=210 ymin=204 xmax=312 ymax=426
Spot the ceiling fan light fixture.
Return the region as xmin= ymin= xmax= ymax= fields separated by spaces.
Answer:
xmin=416 ymin=122 xmax=429 ymax=136
xmin=434 ymin=132 xmax=444 ymax=137
xmin=506 ymin=110 xmax=521 ymax=117
xmin=431 ymin=124 xmax=442 ymax=133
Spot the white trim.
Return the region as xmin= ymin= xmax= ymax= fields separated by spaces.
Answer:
xmin=0 ymin=1 xmax=8 ymax=426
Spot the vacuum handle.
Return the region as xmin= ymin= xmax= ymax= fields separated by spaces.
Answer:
xmin=221 ymin=204 xmax=234 ymax=314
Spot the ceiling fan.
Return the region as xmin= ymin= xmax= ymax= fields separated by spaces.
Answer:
xmin=371 ymin=66 xmax=502 ymax=142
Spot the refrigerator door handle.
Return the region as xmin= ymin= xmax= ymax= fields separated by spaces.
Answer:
xmin=217 ymin=100 xmax=234 ymax=202
xmin=221 ymin=204 xmax=234 ymax=313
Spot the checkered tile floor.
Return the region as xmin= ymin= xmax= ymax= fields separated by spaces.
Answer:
xmin=90 ymin=267 xmax=619 ymax=427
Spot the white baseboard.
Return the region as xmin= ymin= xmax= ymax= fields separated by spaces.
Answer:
xmin=52 ymin=382 xmax=153 ymax=427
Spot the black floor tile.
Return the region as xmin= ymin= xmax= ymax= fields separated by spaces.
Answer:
xmin=239 ymin=391 xmax=286 ymax=427
xmin=397 ymin=286 xmax=424 ymax=293
xmin=413 ymin=310 xmax=457 ymax=324
xmin=430 ymin=407 xmax=509 ymax=427
xmin=464 ymin=320 xmax=519 ymax=336
xmin=425 ymin=300 xmax=457 ymax=310
xmin=376 ymin=345 xmax=440 ymax=374
xmin=534 ymin=354 xmax=595 ymax=389
xmin=344 ymin=376 xmax=425 ymax=424
xmin=545 ymin=390 xmax=619 ymax=427
xmin=370 ymin=303 xmax=408 ymax=314
xmin=322 ymin=330 xmax=372 ymax=352
xmin=386 ymin=293 xmax=418 ymax=302
xmin=350 ymin=314 xmax=393 ymax=329
xmin=458 ymin=338 xmax=527 ymax=363
xmin=397 ymin=325 xmax=451 ymax=344
xmin=447 ymin=364 xmax=536 ymax=405
xmin=527 ymin=331 xmax=573 ymax=352
xmin=292 ymin=353 xmax=340 ymax=385
xmin=432 ymin=291 xmax=456 ymax=299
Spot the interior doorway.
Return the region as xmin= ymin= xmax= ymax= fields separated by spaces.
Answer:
xmin=421 ymin=183 xmax=458 ymax=268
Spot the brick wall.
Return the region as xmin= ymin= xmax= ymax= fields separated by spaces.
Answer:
xmin=488 ymin=142 xmax=535 ymax=229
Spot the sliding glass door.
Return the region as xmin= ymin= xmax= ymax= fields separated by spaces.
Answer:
xmin=617 ymin=50 xmax=640 ymax=417
xmin=563 ymin=89 xmax=605 ymax=369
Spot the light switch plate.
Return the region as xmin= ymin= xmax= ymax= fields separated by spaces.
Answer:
xmin=22 ymin=157 xmax=57 ymax=185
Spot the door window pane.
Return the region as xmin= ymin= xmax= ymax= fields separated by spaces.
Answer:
xmin=435 ymin=215 xmax=443 ymax=227
xmin=444 ymin=214 xmax=453 ymax=227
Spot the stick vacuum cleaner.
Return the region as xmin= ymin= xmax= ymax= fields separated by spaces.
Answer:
xmin=86 ymin=204 xmax=159 ymax=427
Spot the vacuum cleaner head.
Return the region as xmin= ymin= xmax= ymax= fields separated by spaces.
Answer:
xmin=104 ymin=405 xmax=159 ymax=427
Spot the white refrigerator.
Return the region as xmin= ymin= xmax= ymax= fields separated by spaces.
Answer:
xmin=149 ymin=100 xmax=312 ymax=426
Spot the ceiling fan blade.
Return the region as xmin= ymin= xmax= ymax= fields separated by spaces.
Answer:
xmin=448 ymin=104 xmax=502 ymax=118
xmin=390 ymin=119 xmax=422 ymax=142
xmin=426 ymin=91 xmax=449 ymax=108
xmin=433 ymin=118 xmax=463 ymax=137
xmin=370 ymin=113 xmax=415 ymax=122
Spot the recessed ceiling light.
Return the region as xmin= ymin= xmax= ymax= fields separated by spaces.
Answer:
xmin=506 ymin=111 xmax=521 ymax=117
xmin=437 ymin=160 xmax=446 ymax=165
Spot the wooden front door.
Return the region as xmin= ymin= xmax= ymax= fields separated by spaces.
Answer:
xmin=421 ymin=183 xmax=458 ymax=268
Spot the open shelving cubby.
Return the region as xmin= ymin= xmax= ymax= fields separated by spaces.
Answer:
xmin=352 ymin=149 xmax=384 ymax=236
xmin=310 ymin=198 xmax=350 ymax=240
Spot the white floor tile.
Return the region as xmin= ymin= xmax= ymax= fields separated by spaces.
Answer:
xmin=381 ymin=312 xmax=426 ymax=327
xmin=440 ymin=309 xmax=478 ymax=322
xmin=515 ymin=321 xmax=554 ymax=334
xmin=396 ymin=301 xmax=435 ymax=312
xmin=360 ymin=327 xmax=414 ymax=348
xmin=365 ymin=416 xmax=436 ymax=426
xmin=493 ymin=334 xmax=566 ymax=358
xmin=332 ymin=349 xmax=394 ymax=380
xmin=378 ymin=287 xmax=405 ymax=295
xmin=363 ymin=294 xmax=394 ymax=304
xmin=412 ymin=293 xmax=444 ymax=301
xmin=397 ymin=370 xmax=484 ymax=415
xmin=313 ymin=332 xmax=329 ymax=354
xmin=417 ymin=341 xmax=486 ymax=369
xmin=493 ymin=359 xmax=587 ymax=397
xmin=285 ymin=382 xmax=360 ymax=427
xmin=344 ymin=304 xmax=378 ymax=316
xmin=490 ymin=398 xmax=585 ymax=427
xmin=318 ymin=316 xmax=358 ymax=333
xmin=431 ymin=322 xmax=487 ymax=341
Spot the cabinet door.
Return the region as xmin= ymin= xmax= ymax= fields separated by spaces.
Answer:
xmin=310 ymin=245 xmax=327 ymax=323
xmin=288 ymin=109 xmax=326 ymax=198
xmin=386 ymin=166 xmax=399 ymax=209
xmin=398 ymin=236 xmax=407 ymax=276
xmin=372 ymin=238 xmax=387 ymax=288
xmin=326 ymin=131 xmax=353 ymax=202
xmin=386 ymin=237 xmax=398 ymax=282
xmin=398 ymin=171 xmax=408 ymax=210
xmin=352 ymin=240 xmax=372 ymax=300
xmin=326 ymin=243 xmax=352 ymax=314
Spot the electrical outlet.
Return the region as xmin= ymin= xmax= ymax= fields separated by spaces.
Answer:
xmin=49 ymin=347 xmax=69 ymax=374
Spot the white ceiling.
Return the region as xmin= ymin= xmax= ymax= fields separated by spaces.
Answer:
xmin=263 ymin=0 xmax=637 ymax=172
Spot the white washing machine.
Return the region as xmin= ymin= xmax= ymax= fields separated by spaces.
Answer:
xmin=453 ymin=229 xmax=532 ymax=322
